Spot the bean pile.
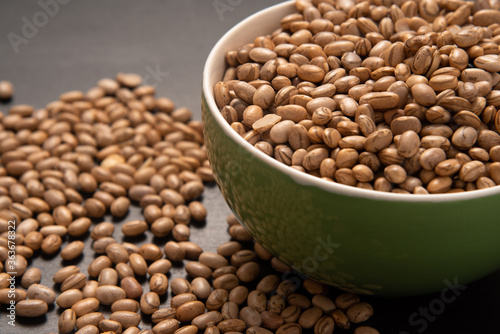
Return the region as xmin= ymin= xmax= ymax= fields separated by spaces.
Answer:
xmin=0 ymin=75 xmax=377 ymax=333
xmin=214 ymin=0 xmax=500 ymax=194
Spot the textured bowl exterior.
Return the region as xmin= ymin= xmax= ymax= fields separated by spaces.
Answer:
xmin=202 ymin=1 xmax=500 ymax=297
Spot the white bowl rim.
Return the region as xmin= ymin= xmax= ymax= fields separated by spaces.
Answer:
xmin=202 ymin=0 xmax=500 ymax=203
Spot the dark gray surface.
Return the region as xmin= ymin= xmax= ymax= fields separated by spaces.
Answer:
xmin=0 ymin=1 xmax=500 ymax=333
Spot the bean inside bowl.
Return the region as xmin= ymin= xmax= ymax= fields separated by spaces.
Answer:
xmin=202 ymin=0 xmax=500 ymax=297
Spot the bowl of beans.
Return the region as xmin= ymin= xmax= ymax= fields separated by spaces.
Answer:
xmin=202 ymin=0 xmax=500 ymax=297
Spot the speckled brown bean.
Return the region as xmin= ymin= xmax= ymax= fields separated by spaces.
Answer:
xmin=267 ymin=294 xmax=286 ymax=314
xmin=153 ymin=319 xmax=180 ymax=334
xmin=191 ymin=277 xmax=211 ymax=300
xmin=174 ymin=325 xmax=199 ymax=334
xmin=59 ymin=309 xmax=77 ymax=334
xmin=121 ymin=220 xmax=147 ymax=237
xmin=148 ymin=259 xmax=172 ymax=276
xmin=40 ymin=225 xmax=67 ymax=237
xmin=95 ymin=285 xmax=126 ymax=305
xmin=260 ymin=311 xmax=284 ymax=330
xmin=200 ymin=252 xmax=229 ymax=269
xmin=82 ymin=280 xmax=99 ymax=298
xmin=225 ymin=285 xmax=246 ymax=307
xmin=141 ymin=292 xmax=160 ymax=315
xmin=189 ymin=201 xmax=207 ymax=221
xmin=236 ymin=262 xmax=260 ymax=283
xmin=227 ymin=223 xmax=252 ymax=242
xmin=56 ymin=289 xmax=84 ymax=308
xmin=151 ymin=308 xmax=176 ymax=324
xmin=53 ymin=265 xmax=80 ymax=284
xmin=314 ymin=315 xmax=335 ymax=334
xmin=88 ymin=255 xmax=113 ymax=277
xmin=247 ymin=290 xmax=267 ymax=313
xmin=172 ymin=224 xmax=191 ymax=241
xmin=364 ymin=129 xmax=393 ymax=152
xmin=178 ymin=241 xmax=203 ymax=260
xmin=176 ymin=300 xmax=206 ymax=322
xmin=256 ymin=275 xmax=280 ymax=294
xmin=16 ymin=299 xmax=48 ymax=317
xmin=99 ymin=319 xmax=122 ymax=333
xmin=111 ymin=299 xmax=140 ymax=313
xmin=427 ymin=176 xmax=453 ymax=193
xmin=129 ymin=253 xmax=148 ymax=276
xmin=75 ymin=325 xmax=99 ymax=334
xmin=280 ymin=305 xmax=302 ymax=324
xmin=104 ymin=243 xmax=129 ymax=265
xmin=0 ymin=81 xmax=13 ymax=100
xmin=217 ymin=243 xmax=241 ymax=261
xmin=191 ymin=310 xmax=224 ymax=331
xmin=411 ymin=84 xmax=436 ymax=107
xmin=240 ymin=306 xmax=262 ymax=327
xmin=171 ymin=277 xmax=193 ymax=295
xmin=27 ymin=283 xmax=56 ymax=304
xmin=61 ymin=240 xmax=85 ymax=260
xmin=140 ymin=243 xmax=163 ymax=262
xmin=71 ymin=298 xmax=100 ymax=317
xmin=335 ymin=293 xmax=360 ymax=310
xmin=165 ymin=241 xmax=186 ymax=262
xmin=221 ymin=300 xmax=239 ymax=320
xmin=185 ymin=261 xmax=212 ymax=279
xmin=61 ymin=273 xmax=87 ymax=292
xmin=90 ymin=222 xmax=114 ymax=240
xmin=150 ymin=273 xmax=169 ymax=296
xmin=110 ymin=196 xmax=130 ymax=217
xmin=110 ymin=311 xmax=142 ymax=329
xmin=331 ymin=309 xmax=350 ymax=329
xmin=420 ymin=148 xmax=446 ymax=170
xmin=460 ymin=160 xmax=486 ymax=182
xmin=151 ymin=217 xmax=174 ymax=238
xmin=68 ymin=217 xmax=92 ymax=237
xmin=312 ymin=294 xmax=336 ymax=313
xmin=41 ymin=234 xmax=62 ymax=255
xmin=21 ymin=267 xmax=42 ymax=288
xmin=397 ymin=130 xmax=420 ymax=158
xmin=206 ymin=289 xmax=229 ymax=311
xmin=298 ymin=307 xmax=323 ymax=329
xmin=84 ymin=198 xmax=106 ymax=218
xmin=215 ymin=82 xmax=231 ymax=108
xmin=75 ymin=312 xmax=104 ymax=329
xmin=384 ymin=165 xmax=407 ymax=184
xmin=216 ymin=319 xmax=247 ymax=333
xmin=346 ymin=302 xmax=373 ymax=323
xmin=213 ymin=273 xmax=239 ymax=291
xmin=121 ymin=277 xmax=144 ymax=299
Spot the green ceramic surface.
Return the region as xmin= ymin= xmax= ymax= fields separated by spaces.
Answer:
xmin=202 ymin=1 xmax=500 ymax=297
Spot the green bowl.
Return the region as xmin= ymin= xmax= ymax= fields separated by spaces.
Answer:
xmin=202 ymin=0 xmax=500 ymax=297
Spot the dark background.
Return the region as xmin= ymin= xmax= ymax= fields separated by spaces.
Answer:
xmin=0 ymin=1 xmax=499 ymax=333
